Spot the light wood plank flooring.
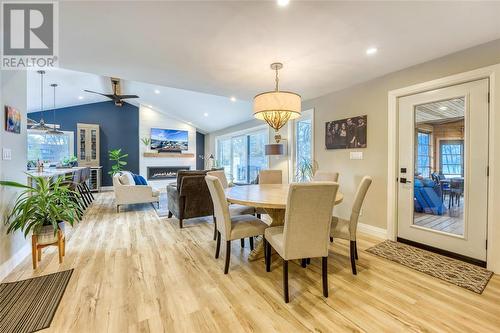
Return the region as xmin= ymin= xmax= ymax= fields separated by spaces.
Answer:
xmin=3 ymin=193 xmax=500 ymax=332
xmin=414 ymin=205 xmax=464 ymax=235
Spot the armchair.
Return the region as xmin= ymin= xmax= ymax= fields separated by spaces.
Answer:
xmin=167 ymin=170 xmax=214 ymax=228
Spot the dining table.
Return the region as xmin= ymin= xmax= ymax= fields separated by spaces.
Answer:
xmin=225 ymin=184 xmax=344 ymax=261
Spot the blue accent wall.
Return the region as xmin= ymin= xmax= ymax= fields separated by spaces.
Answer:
xmin=196 ymin=131 xmax=205 ymax=170
xmin=29 ymin=101 xmax=139 ymax=186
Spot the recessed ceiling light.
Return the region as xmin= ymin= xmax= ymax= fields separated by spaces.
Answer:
xmin=366 ymin=47 xmax=378 ymax=55
xmin=277 ymin=0 xmax=290 ymax=7
xmin=154 ymin=89 xmax=160 ymax=94
xmin=230 ymin=96 xmax=237 ymax=102
xmin=78 ymin=96 xmax=84 ymax=100
xmin=439 ymin=106 xmax=448 ymax=111
xmin=203 ymin=112 xmax=209 ymax=117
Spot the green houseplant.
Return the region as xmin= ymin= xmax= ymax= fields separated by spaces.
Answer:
xmin=0 ymin=175 xmax=82 ymax=237
xmin=295 ymin=158 xmax=319 ymax=182
xmin=108 ymin=148 xmax=128 ymax=175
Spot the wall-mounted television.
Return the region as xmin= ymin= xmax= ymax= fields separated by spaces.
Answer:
xmin=150 ymin=128 xmax=188 ymax=152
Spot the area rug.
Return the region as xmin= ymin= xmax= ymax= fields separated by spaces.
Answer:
xmin=0 ymin=269 xmax=73 ymax=333
xmin=366 ymin=240 xmax=492 ymax=294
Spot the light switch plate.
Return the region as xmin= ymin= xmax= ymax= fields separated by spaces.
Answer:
xmin=350 ymin=151 xmax=363 ymax=160
xmin=2 ymin=148 xmax=12 ymax=160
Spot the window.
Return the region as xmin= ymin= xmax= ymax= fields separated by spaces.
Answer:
xmin=294 ymin=110 xmax=313 ymax=181
xmin=416 ymin=131 xmax=431 ymax=178
xmin=440 ymin=140 xmax=464 ymax=177
xmin=216 ymin=128 xmax=268 ymax=184
xmin=27 ymin=130 xmax=74 ymax=164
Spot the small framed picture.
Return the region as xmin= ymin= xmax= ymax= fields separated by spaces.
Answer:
xmin=5 ymin=105 xmax=21 ymax=134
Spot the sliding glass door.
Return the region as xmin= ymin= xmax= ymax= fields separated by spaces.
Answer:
xmin=217 ymin=128 xmax=268 ymax=184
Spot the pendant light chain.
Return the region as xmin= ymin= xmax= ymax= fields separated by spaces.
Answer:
xmin=275 ymin=66 xmax=280 ymax=92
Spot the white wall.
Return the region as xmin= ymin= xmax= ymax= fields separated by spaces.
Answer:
xmin=139 ymin=105 xmax=197 ymax=188
xmin=0 ymin=70 xmax=29 ymax=281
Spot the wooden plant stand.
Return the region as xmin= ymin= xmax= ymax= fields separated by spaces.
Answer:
xmin=31 ymin=229 xmax=65 ymax=269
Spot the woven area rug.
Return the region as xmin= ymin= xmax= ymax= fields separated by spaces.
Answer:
xmin=366 ymin=240 xmax=492 ymax=294
xmin=0 ymin=269 xmax=73 ymax=333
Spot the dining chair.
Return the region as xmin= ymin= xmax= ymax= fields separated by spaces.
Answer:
xmin=448 ymin=178 xmax=464 ymax=209
xmin=312 ymin=171 xmax=339 ymax=182
xmin=205 ymin=175 xmax=268 ymax=274
xmin=264 ymin=182 xmax=339 ymax=303
xmin=256 ymin=169 xmax=283 ymax=219
xmin=330 ymin=176 xmax=372 ymax=275
xmin=258 ymin=169 xmax=283 ymax=184
xmin=207 ymin=170 xmax=256 ymax=245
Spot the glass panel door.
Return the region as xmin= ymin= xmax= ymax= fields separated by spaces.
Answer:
xmin=413 ymin=98 xmax=465 ymax=236
xmin=232 ymin=135 xmax=248 ymax=183
xmin=248 ymin=131 xmax=267 ymax=183
xmin=79 ymin=128 xmax=87 ymax=163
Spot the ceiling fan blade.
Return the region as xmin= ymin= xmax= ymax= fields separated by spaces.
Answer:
xmin=83 ymin=90 xmax=115 ymax=99
xmin=117 ymin=95 xmax=139 ymax=99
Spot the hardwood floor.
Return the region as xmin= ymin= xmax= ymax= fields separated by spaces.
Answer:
xmin=3 ymin=193 xmax=500 ymax=332
xmin=414 ymin=205 xmax=464 ymax=235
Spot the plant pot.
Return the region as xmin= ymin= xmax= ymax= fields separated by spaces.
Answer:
xmin=35 ymin=222 xmax=65 ymax=245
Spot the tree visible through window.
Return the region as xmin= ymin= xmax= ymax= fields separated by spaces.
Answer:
xmin=295 ymin=116 xmax=312 ymax=181
xmin=440 ymin=140 xmax=464 ymax=177
xmin=27 ymin=130 xmax=74 ymax=164
xmin=416 ymin=131 xmax=431 ymax=178
xmin=216 ymin=129 xmax=268 ymax=184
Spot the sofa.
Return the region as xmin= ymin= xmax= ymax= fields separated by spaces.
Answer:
xmin=167 ymin=170 xmax=214 ymax=228
xmin=414 ymin=178 xmax=446 ymax=215
xmin=113 ymin=171 xmax=160 ymax=212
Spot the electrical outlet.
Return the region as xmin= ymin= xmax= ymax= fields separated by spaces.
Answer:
xmin=350 ymin=151 xmax=363 ymax=160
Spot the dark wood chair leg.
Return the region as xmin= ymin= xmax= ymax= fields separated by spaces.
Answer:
xmin=265 ymin=241 xmax=271 ymax=272
xmin=179 ymin=218 xmax=183 ymax=228
xmin=167 ymin=211 xmax=173 ymax=218
xmin=301 ymin=259 xmax=307 ymax=268
xmin=257 ymin=213 xmax=261 ymax=219
xmin=322 ymin=256 xmax=328 ymax=297
xmin=263 ymin=237 xmax=269 ymax=269
xmin=224 ymin=241 xmax=231 ymax=274
xmin=306 ymin=258 xmax=311 ymax=265
xmin=213 ymin=216 xmax=217 ymax=241
xmin=330 ymin=237 xmax=333 ymax=243
xmin=249 ymin=237 xmax=254 ymax=250
xmin=283 ymin=260 xmax=289 ymax=303
xmin=240 ymin=238 xmax=245 ymax=248
xmin=116 ymin=205 xmax=120 ymax=213
xmin=350 ymin=240 xmax=357 ymax=275
xmin=215 ymin=231 xmax=221 ymax=259
xmin=354 ymin=240 xmax=359 ymax=260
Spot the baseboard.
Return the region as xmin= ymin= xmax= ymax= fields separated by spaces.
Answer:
xmin=358 ymin=223 xmax=387 ymax=239
xmin=0 ymin=241 xmax=31 ymax=282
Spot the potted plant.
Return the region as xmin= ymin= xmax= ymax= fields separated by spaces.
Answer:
xmin=140 ymin=137 xmax=155 ymax=154
xmin=61 ymin=155 xmax=78 ymax=168
xmin=0 ymin=175 xmax=82 ymax=241
xmin=108 ymin=148 xmax=128 ymax=175
xmin=296 ymin=158 xmax=319 ymax=182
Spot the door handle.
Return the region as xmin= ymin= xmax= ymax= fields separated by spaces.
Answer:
xmin=400 ymin=178 xmax=412 ymax=184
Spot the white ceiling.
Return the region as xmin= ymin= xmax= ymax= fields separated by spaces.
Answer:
xmin=26 ymin=68 xmax=252 ymax=132
xmin=28 ymin=1 xmax=500 ymax=133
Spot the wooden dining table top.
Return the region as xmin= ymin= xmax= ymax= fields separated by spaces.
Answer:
xmin=225 ymin=184 xmax=344 ymax=210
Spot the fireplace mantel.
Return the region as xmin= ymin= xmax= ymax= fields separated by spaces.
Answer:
xmin=143 ymin=152 xmax=195 ymax=158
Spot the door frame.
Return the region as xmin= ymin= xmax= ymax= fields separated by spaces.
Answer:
xmin=387 ymin=64 xmax=500 ymax=271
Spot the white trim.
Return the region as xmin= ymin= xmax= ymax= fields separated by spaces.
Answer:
xmin=358 ymin=223 xmax=387 ymax=239
xmin=0 ymin=242 xmax=30 ymax=282
xmin=100 ymin=186 xmax=114 ymax=192
xmin=387 ymin=63 xmax=500 ymax=271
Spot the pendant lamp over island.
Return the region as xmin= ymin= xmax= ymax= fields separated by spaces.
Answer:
xmin=46 ymin=83 xmax=64 ymax=135
xmin=253 ymin=63 xmax=301 ymax=155
xmin=31 ymin=70 xmax=52 ymax=131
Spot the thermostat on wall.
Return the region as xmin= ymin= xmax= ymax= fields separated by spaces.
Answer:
xmin=2 ymin=148 xmax=12 ymax=161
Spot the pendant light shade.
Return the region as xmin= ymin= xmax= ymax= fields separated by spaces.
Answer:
xmin=253 ymin=63 xmax=301 ymax=143
xmin=46 ymin=83 xmax=64 ymax=135
xmin=31 ymin=70 xmax=52 ymax=131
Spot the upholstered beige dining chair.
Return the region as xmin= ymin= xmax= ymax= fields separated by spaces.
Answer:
xmin=312 ymin=171 xmax=339 ymax=182
xmin=205 ymin=175 xmax=268 ymax=274
xmin=207 ymin=170 xmax=256 ymax=245
xmin=330 ymin=176 xmax=372 ymax=275
xmin=258 ymin=169 xmax=282 ymax=184
xmin=264 ymin=182 xmax=339 ymax=303
xmin=256 ymin=169 xmax=283 ymax=219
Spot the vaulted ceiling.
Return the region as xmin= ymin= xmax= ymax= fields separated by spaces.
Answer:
xmin=39 ymin=1 xmax=500 ymax=132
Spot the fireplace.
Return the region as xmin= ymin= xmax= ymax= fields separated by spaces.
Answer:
xmin=147 ymin=166 xmax=190 ymax=180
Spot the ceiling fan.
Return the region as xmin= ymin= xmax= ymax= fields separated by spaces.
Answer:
xmin=84 ymin=77 xmax=139 ymax=106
